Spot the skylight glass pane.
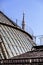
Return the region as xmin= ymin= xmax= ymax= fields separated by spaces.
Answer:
xmin=0 ymin=24 xmax=34 ymax=59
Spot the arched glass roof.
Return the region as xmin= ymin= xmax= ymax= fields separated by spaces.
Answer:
xmin=0 ymin=11 xmax=36 ymax=59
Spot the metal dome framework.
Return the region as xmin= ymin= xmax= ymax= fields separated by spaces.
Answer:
xmin=0 ymin=11 xmax=36 ymax=59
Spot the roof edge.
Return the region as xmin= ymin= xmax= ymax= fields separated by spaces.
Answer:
xmin=0 ymin=11 xmax=33 ymax=39
xmin=0 ymin=11 xmax=20 ymax=27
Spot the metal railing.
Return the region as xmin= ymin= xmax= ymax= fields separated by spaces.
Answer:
xmin=0 ymin=58 xmax=43 ymax=64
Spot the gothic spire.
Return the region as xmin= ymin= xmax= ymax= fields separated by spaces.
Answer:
xmin=22 ymin=13 xmax=25 ymax=30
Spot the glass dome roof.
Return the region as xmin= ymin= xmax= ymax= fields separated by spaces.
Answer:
xmin=0 ymin=11 xmax=36 ymax=59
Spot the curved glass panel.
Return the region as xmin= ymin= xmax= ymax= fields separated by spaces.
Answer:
xmin=0 ymin=25 xmax=35 ymax=59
